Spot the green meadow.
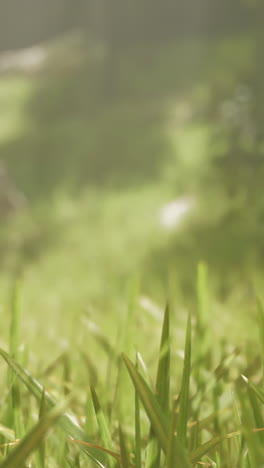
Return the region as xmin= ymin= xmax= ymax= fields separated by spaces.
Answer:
xmin=0 ymin=31 xmax=263 ymax=466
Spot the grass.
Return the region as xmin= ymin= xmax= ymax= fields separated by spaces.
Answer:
xmin=0 ymin=30 xmax=260 ymax=359
xmin=0 ymin=30 xmax=264 ymax=466
xmin=0 ymin=269 xmax=263 ymax=467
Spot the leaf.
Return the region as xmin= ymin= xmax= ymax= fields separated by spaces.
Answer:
xmin=9 ymin=281 xmax=21 ymax=360
xmin=0 ymin=395 xmax=73 ymax=468
xmin=195 ymin=262 xmax=210 ymax=373
xmin=122 ymin=354 xmax=168 ymax=453
xmin=189 ymin=427 xmax=264 ymax=465
xmin=117 ymin=277 xmax=140 ymax=422
xmin=85 ymin=390 xmax=96 ymax=438
xmin=38 ymin=388 xmax=47 ymax=468
xmin=156 ymin=303 xmax=170 ymax=416
xmin=70 ymin=440 xmax=121 ymax=464
xmin=8 ymin=281 xmax=24 ymax=438
xmin=145 ymin=303 xmax=170 ymax=468
xmin=197 ymin=262 xmax=209 ymax=330
xmin=248 ymin=386 xmax=264 ymax=443
xmin=241 ymin=375 xmax=264 ymax=406
xmin=166 ymin=314 xmax=192 ymax=468
xmin=257 ymin=297 xmax=264 ymax=369
xmin=237 ymin=387 xmax=259 ymax=468
xmin=134 ymin=354 xmax=142 ymax=468
xmin=167 ymin=388 xmax=191 ymax=467
xmin=119 ymin=425 xmax=130 ymax=468
xmin=90 ymin=386 xmax=116 ymax=468
xmin=177 ymin=312 xmax=191 ymax=447
xmin=166 ymin=426 xmax=192 ymax=468
xmin=0 ymin=425 xmax=15 ymax=442
xmin=190 ymin=433 xmax=237 ymax=464
xmin=0 ymin=348 xmax=107 ymax=467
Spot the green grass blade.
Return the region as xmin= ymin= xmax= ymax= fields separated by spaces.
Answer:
xmin=116 ymin=277 xmax=140 ymax=423
xmin=8 ymin=281 xmax=24 ymax=439
xmin=136 ymin=352 xmax=154 ymax=389
xmin=166 ymin=394 xmax=192 ymax=468
xmin=241 ymin=375 xmax=264 ymax=448
xmin=0 ymin=425 xmax=15 ymax=442
xmin=73 ymin=454 xmax=81 ymax=468
xmin=192 ymin=347 xmax=240 ymax=413
xmin=189 ymin=424 xmax=263 ymax=466
xmin=190 ymin=434 xmax=234 ymax=464
xmin=9 ymin=281 xmax=21 ymax=360
xmin=145 ymin=303 xmax=170 ymax=468
xmin=0 ymin=395 xmax=73 ymax=468
xmin=195 ymin=262 xmax=210 ymax=376
xmin=0 ymin=348 xmax=106 ymax=467
xmin=8 ymin=382 xmax=24 ymax=441
xmin=237 ymin=388 xmax=260 ymax=468
xmin=37 ymin=388 xmax=47 ymax=468
xmin=156 ymin=303 xmax=170 ymax=415
xmin=122 ymin=276 xmax=140 ymax=354
xmin=85 ymin=390 xmax=96 ymax=438
xmin=62 ymin=353 xmax=71 ymax=396
xmin=177 ymin=312 xmax=191 ymax=447
xmin=248 ymin=386 xmax=264 ymax=444
xmin=69 ymin=440 xmax=121 ymax=464
xmin=166 ymin=430 xmax=192 ymax=468
xmin=241 ymin=375 xmax=264 ymax=405
xmin=134 ymin=354 xmax=142 ymax=468
xmin=145 ymin=435 xmax=160 ymax=468
xmin=197 ymin=262 xmax=209 ymax=330
xmin=257 ymin=297 xmax=264 ymax=370
xmin=90 ymin=386 xmax=116 ymax=468
xmin=232 ymin=391 xmax=243 ymax=459
xmin=119 ymin=425 xmax=130 ymax=468
xmin=122 ymin=353 xmax=168 ymax=453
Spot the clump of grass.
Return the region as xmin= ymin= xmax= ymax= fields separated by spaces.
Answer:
xmin=0 ymin=269 xmax=264 ymax=467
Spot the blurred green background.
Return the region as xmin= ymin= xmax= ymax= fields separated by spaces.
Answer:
xmin=0 ymin=1 xmax=263 ymax=360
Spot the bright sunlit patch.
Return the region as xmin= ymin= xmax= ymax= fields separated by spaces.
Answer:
xmin=0 ymin=46 xmax=47 ymax=73
xmin=159 ymin=197 xmax=193 ymax=230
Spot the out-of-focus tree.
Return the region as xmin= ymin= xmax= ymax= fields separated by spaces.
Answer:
xmin=0 ymin=0 xmax=261 ymax=52
xmin=191 ymin=21 xmax=264 ymax=274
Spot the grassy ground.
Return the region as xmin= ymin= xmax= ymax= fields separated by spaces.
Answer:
xmin=0 ymin=271 xmax=263 ymax=467
xmin=0 ymin=32 xmax=263 ymax=466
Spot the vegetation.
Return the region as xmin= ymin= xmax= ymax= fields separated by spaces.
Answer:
xmin=0 ymin=22 xmax=264 ymax=467
xmin=0 ymin=267 xmax=263 ymax=467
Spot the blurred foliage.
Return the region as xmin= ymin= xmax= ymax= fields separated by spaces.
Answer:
xmin=0 ymin=20 xmax=263 ymax=338
xmin=0 ymin=0 xmax=263 ymax=51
